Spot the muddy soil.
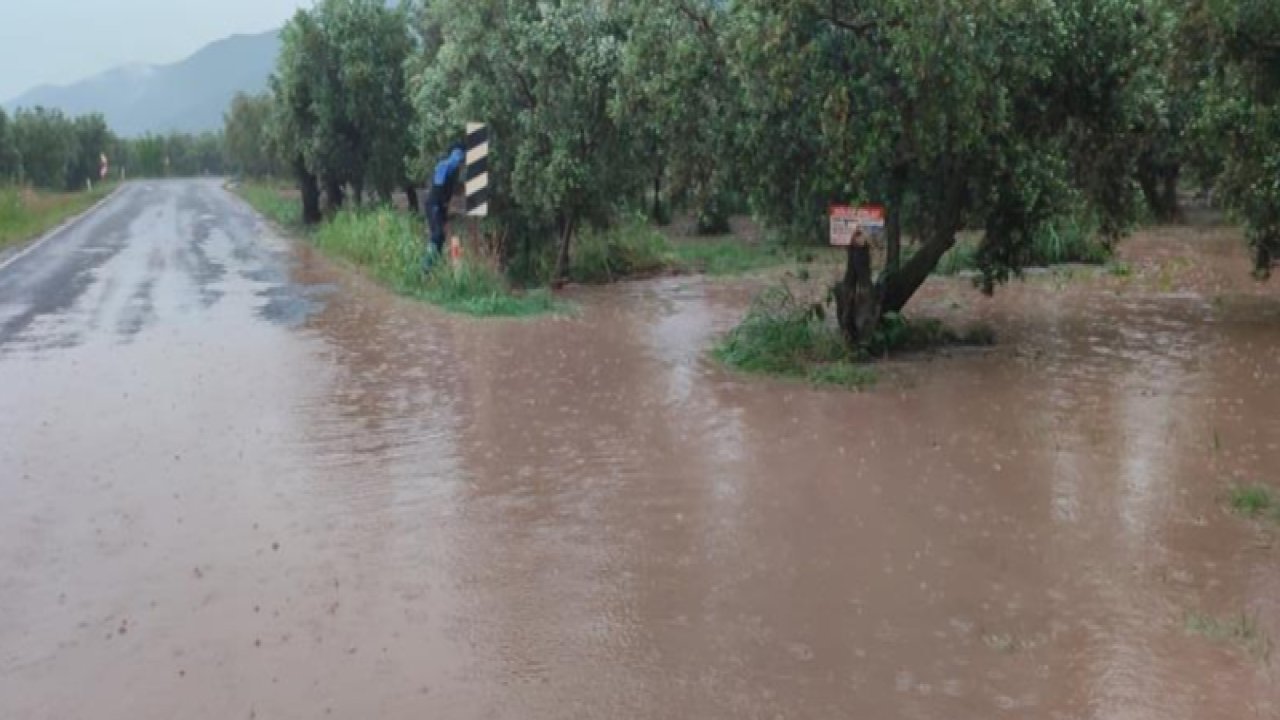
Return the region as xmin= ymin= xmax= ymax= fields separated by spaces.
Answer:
xmin=2 ymin=181 xmax=1279 ymax=719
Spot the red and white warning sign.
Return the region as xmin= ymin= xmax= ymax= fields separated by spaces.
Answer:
xmin=829 ymin=205 xmax=886 ymax=247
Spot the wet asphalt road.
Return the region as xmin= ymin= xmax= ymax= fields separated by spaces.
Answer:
xmin=2 ymin=179 xmax=1280 ymax=719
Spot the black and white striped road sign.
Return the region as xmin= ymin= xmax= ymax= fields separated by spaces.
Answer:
xmin=465 ymin=123 xmax=490 ymax=217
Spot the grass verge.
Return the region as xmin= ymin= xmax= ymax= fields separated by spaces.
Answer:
xmin=712 ymin=285 xmax=875 ymax=390
xmin=237 ymin=182 xmax=556 ymax=318
xmin=0 ymin=183 xmax=118 ymax=250
xmin=234 ymin=180 xmax=299 ymax=228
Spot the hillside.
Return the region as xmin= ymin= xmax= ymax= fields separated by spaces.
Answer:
xmin=3 ymin=30 xmax=280 ymax=137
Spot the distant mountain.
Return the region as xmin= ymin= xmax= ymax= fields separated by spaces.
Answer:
xmin=3 ymin=30 xmax=281 ymax=137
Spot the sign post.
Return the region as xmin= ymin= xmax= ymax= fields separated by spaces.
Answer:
xmin=457 ymin=122 xmax=490 ymax=267
xmin=829 ymin=205 xmax=886 ymax=247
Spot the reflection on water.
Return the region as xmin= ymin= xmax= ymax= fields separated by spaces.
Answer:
xmin=3 ymin=218 xmax=1280 ymax=718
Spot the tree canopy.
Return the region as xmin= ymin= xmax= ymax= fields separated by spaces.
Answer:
xmin=272 ymin=0 xmax=416 ymax=221
xmin=247 ymin=0 xmax=1280 ymax=337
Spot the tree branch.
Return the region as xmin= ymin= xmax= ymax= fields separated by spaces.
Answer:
xmin=816 ymin=0 xmax=878 ymax=35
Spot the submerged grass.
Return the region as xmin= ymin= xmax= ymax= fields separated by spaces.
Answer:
xmin=713 ymin=285 xmax=875 ymax=389
xmin=0 ymin=183 xmax=118 ymax=249
xmin=714 ymin=283 xmax=997 ymax=389
xmin=1228 ymin=484 xmax=1279 ymax=520
xmin=1185 ymin=610 xmax=1272 ymax=661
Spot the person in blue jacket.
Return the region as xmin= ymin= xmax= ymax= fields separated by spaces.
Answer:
xmin=423 ymin=143 xmax=466 ymax=270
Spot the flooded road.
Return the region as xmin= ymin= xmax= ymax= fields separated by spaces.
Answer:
xmin=2 ymin=180 xmax=1279 ymax=719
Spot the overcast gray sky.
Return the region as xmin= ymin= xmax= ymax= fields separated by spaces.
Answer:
xmin=0 ymin=0 xmax=310 ymax=101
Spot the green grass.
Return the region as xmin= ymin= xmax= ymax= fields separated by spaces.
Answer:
xmin=934 ymin=212 xmax=1111 ymax=276
xmin=936 ymin=240 xmax=981 ymax=276
xmin=1229 ymin=485 xmax=1278 ymax=519
xmin=671 ymin=238 xmax=792 ymax=276
xmin=713 ymin=285 xmax=875 ymax=389
xmin=1106 ymin=260 xmax=1133 ymax=277
xmin=0 ymin=183 xmax=118 ymax=249
xmin=234 ymin=181 xmax=299 ymax=227
xmin=806 ymin=361 xmax=878 ymax=389
xmin=1185 ymin=610 xmax=1272 ymax=661
xmin=236 ymin=182 xmax=557 ymax=319
xmin=417 ymin=259 xmax=557 ymax=317
xmin=313 ymin=208 xmax=559 ymax=318
xmin=865 ymin=312 xmax=996 ymax=357
xmin=527 ymin=217 xmax=795 ymax=284
xmin=566 ymin=220 xmax=675 ymax=283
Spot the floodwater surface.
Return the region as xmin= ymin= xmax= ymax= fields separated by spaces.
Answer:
xmin=2 ymin=181 xmax=1279 ymax=719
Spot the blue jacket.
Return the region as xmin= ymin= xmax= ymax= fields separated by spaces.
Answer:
xmin=430 ymin=148 xmax=465 ymax=205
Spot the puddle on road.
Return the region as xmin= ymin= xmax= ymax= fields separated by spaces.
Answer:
xmin=3 ymin=222 xmax=1280 ymax=719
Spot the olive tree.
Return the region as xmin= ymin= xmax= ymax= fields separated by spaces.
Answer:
xmin=0 ymin=109 xmax=18 ymax=182
xmin=729 ymin=0 xmax=1163 ymax=343
xmin=1201 ymin=0 xmax=1280 ymax=276
xmin=67 ymin=114 xmax=113 ymax=190
xmin=224 ymin=92 xmax=282 ymax=179
xmin=410 ymin=0 xmax=640 ymax=280
xmin=273 ymin=0 xmax=415 ymax=220
xmin=11 ymin=107 xmax=78 ymax=190
xmin=617 ymin=0 xmax=744 ymax=232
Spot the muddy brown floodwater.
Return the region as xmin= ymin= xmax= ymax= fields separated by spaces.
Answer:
xmin=2 ymin=181 xmax=1280 ymax=719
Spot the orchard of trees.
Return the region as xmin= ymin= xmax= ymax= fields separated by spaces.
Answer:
xmin=229 ymin=0 xmax=1278 ymax=338
xmin=0 ymin=105 xmax=229 ymax=189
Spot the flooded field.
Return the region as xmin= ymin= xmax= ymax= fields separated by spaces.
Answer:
xmin=2 ymin=181 xmax=1279 ymax=718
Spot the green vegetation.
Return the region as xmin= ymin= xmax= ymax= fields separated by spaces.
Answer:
xmin=312 ymin=209 xmax=557 ymax=318
xmin=0 ymin=104 xmax=229 ymax=190
xmin=1106 ymin=260 xmax=1134 ymax=278
xmin=235 ymin=181 xmax=299 ymax=228
xmin=224 ymin=93 xmax=283 ymax=180
xmin=235 ymin=182 xmax=555 ymax=318
xmin=713 ymin=286 xmax=874 ymax=390
xmin=1228 ymin=485 xmax=1278 ymax=519
xmin=219 ymin=0 xmax=1280 ymax=350
xmin=556 ymin=221 xmax=675 ymax=284
xmin=1185 ymin=610 xmax=1272 ymax=660
xmin=0 ymin=183 xmax=117 ymax=249
xmin=671 ymin=239 xmax=793 ymax=277
xmin=272 ymin=0 xmax=416 ymax=223
xmin=712 ymin=283 xmax=996 ymax=388
xmin=936 ymin=214 xmax=1110 ymax=276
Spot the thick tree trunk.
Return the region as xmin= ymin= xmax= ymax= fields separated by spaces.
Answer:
xmin=885 ymin=165 xmax=906 ymax=274
xmin=1139 ymin=161 xmax=1181 ymax=222
xmin=652 ymin=171 xmax=662 ymax=223
xmin=882 ymin=232 xmax=956 ymax=313
xmin=296 ymin=157 xmax=321 ymax=226
xmin=1255 ymin=235 xmax=1276 ymax=280
xmin=403 ymin=184 xmax=419 ymax=214
xmin=1160 ymin=167 xmax=1180 ymax=222
xmin=833 ymin=243 xmax=881 ymax=345
xmin=552 ymin=215 xmax=576 ymax=284
xmin=324 ymin=178 xmax=345 ymax=212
